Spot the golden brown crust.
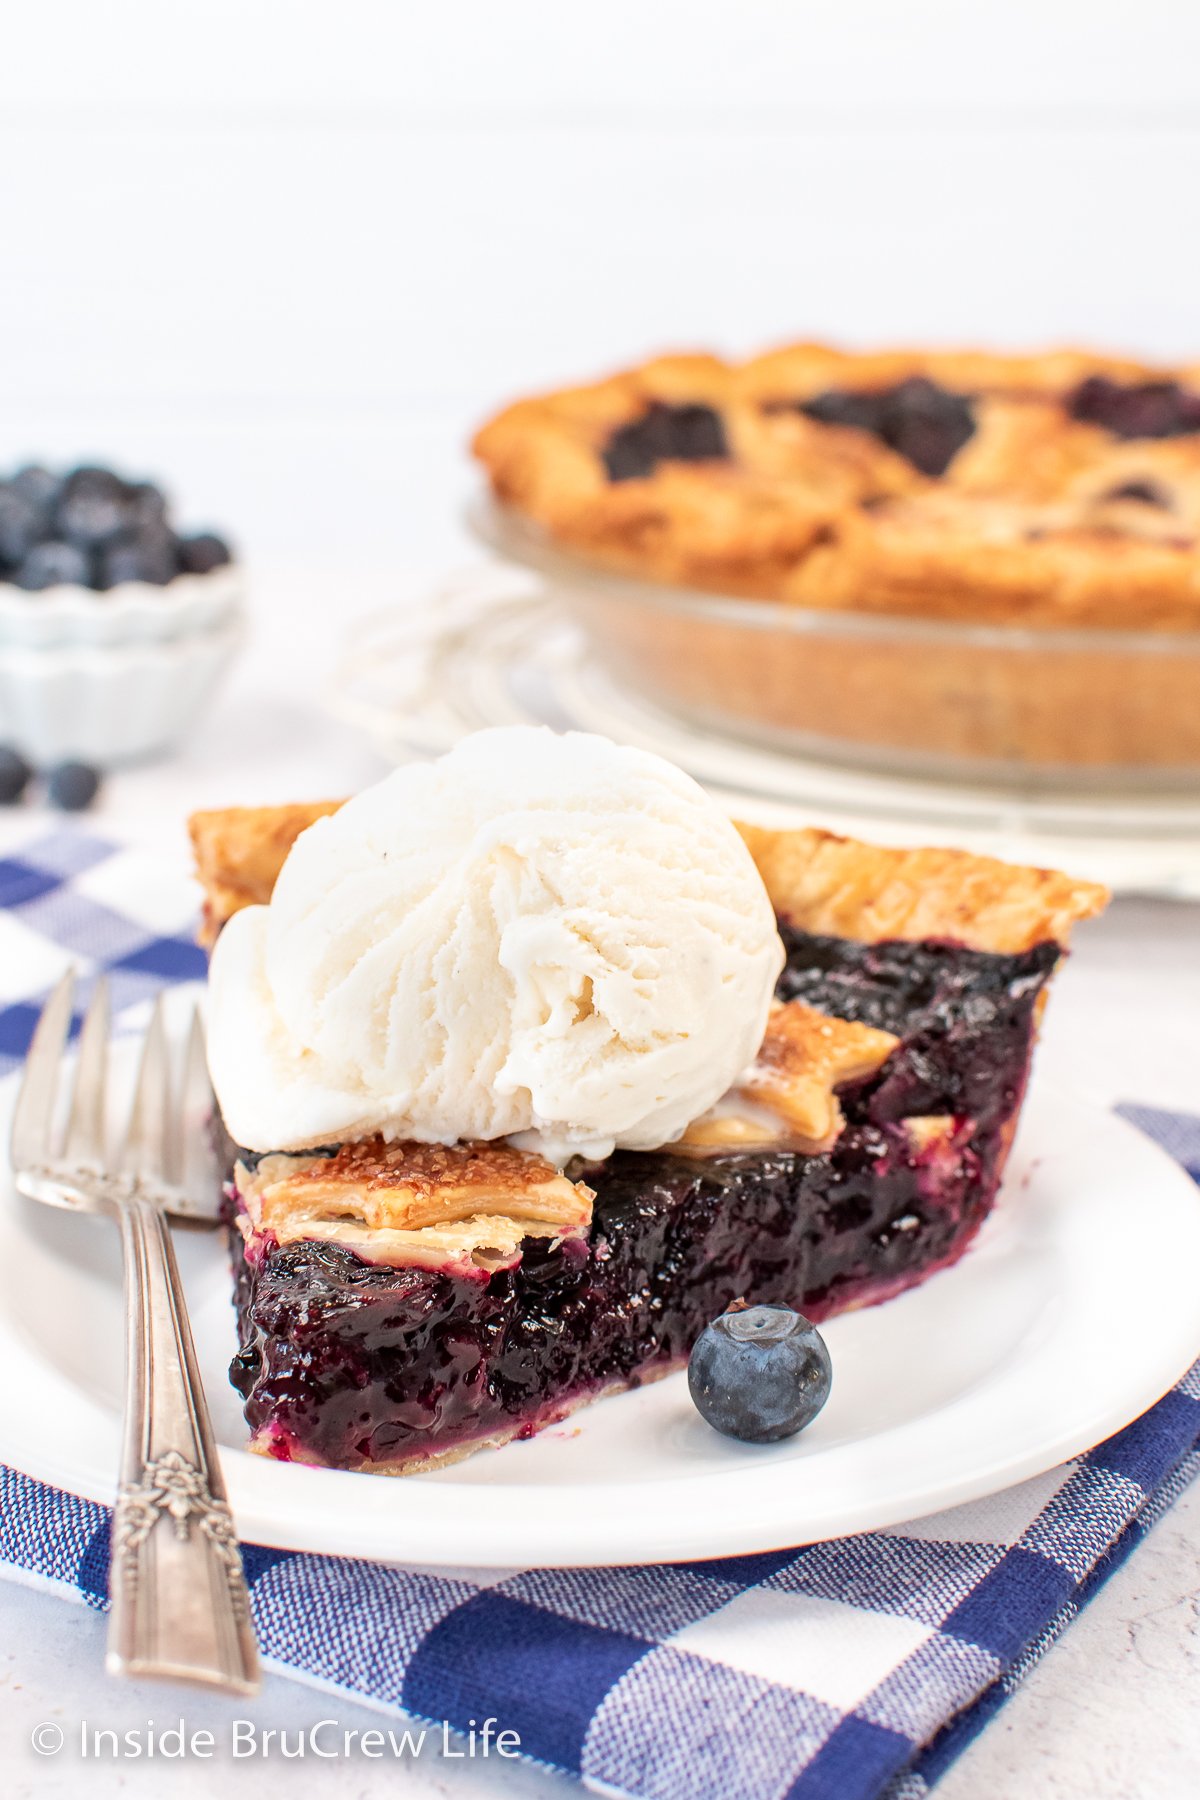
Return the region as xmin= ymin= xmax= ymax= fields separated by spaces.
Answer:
xmin=735 ymin=822 xmax=1108 ymax=953
xmin=781 ymin=491 xmax=1200 ymax=629
xmin=743 ymin=1002 xmax=899 ymax=1150
xmin=472 ymin=340 xmax=1200 ymax=627
xmin=191 ymin=800 xmax=1108 ymax=958
xmin=245 ymin=1138 xmax=592 ymax=1232
xmin=240 ymin=1209 xmax=547 ymax=1276
xmin=736 ymin=342 xmax=1157 ymax=403
xmin=188 ymin=801 xmax=341 ymax=947
xmin=473 ymin=357 xmax=841 ymax=597
xmin=237 ymin=1138 xmax=594 ymax=1273
xmin=681 ymin=1001 xmax=899 ymax=1154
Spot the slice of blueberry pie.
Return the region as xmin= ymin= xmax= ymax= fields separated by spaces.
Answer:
xmin=191 ymin=728 xmax=1106 ymax=1475
xmin=473 ymin=342 xmax=1200 ymax=626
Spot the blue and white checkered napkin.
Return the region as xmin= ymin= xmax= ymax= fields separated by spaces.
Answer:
xmin=2 ymin=825 xmax=1199 ymax=1800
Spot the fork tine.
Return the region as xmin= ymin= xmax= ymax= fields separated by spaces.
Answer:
xmin=10 ymin=970 xmax=75 ymax=1170
xmin=63 ymin=976 xmax=110 ymax=1170
xmin=122 ymin=994 xmax=171 ymax=1182
xmin=180 ymin=1005 xmax=216 ymax=1198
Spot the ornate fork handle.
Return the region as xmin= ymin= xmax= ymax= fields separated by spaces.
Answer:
xmin=107 ymin=1191 xmax=259 ymax=1693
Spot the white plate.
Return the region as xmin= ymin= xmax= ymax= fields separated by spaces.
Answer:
xmin=2 ymin=1067 xmax=1199 ymax=1568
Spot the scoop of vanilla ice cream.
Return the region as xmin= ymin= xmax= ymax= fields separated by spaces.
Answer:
xmin=206 ymin=727 xmax=784 ymax=1161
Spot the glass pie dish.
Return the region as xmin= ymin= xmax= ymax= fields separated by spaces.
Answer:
xmin=471 ymin=496 xmax=1200 ymax=792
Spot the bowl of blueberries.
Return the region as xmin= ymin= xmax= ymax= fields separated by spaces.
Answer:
xmin=0 ymin=461 xmax=244 ymax=776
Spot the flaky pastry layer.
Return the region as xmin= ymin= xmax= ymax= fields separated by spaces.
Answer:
xmin=734 ymin=823 xmax=1107 ymax=954
xmin=681 ymin=1002 xmax=898 ymax=1154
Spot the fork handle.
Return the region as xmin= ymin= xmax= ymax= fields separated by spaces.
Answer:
xmin=107 ymin=1194 xmax=260 ymax=1694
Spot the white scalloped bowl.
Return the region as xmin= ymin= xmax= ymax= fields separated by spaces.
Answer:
xmin=0 ymin=614 xmax=245 ymax=765
xmin=0 ymin=564 xmax=242 ymax=650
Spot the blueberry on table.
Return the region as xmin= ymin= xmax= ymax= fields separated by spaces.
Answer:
xmin=177 ymin=531 xmax=233 ymax=575
xmin=96 ymin=527 xmax=179 ymax=589
xmin=13 ymin=540 xmax=91 ymax=591
xmin=0 ymin=746 xmax=32 ymax=805
xmin=688 ymin=1302 xmax=832 ymax=1443
xmin=48 ymin=761 xmax=101 ymax=812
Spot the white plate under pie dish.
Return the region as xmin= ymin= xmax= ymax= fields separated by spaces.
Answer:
xmin=1 ymin=1060 xmax=1198 ymax=1569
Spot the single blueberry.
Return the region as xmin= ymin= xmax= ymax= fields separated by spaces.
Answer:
xmin=13 ymin=540 xmax=91 ymax=591
xmin=177 ymin=531 xmax=233 ymax=575
xmin=0 ymin=745 xmax=32 ymax=805
xmin=688 ymin=1302 xmax=832 ymax=1443
xmin=10 ymin=464 xmax=62 ymax=516
xmin=126 ymin=481 xmax=168 ymax=532
xmin=95 ymin=527 xmax=179 ymax=589
xmin=55 ymin=466 xmax=132 ymax=548
xmin=0 ymin=486 xmax=47 ymax=568
xmin=47 ymin=760 xmax=101 ymax=811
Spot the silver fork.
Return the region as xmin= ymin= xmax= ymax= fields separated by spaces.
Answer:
xmin=10 ymin=970 xmax=260 ymax=1696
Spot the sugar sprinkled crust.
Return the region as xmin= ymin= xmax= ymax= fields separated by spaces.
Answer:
xmin=245 ymin=1138 xmax=593 ymax=1235
xmin=472 ymin=341 xmax=1200 ymax=625
xmin=237 ymin=1137 xmax=594 ymax=1273
xmin=191 ymin=800 xmax=1108 ymax=956
xmin=735 ymin=822 xmax=1107 ymax=954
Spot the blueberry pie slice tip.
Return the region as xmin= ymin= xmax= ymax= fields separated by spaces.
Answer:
xmin=192 ymin=797 xmax=1106 ymax=1478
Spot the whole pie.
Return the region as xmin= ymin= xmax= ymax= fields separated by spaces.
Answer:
xmin=473 ymin=343 xmax=1200 ymax=627
xmin=191 ymin=799 xmax=1106 ymax=1476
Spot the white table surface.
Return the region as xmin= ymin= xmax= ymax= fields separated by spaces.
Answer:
xmin=2 ymin=563 xmax=1199 ymax=1799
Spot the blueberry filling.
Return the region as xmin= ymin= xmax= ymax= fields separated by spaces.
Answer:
xmin=602 ymin=402 xmax=728 ymax=481
xmin=1067 ymin=376 xmax=1200 ymax=441
xmin=775 ymin=929 xmax=1057 ymax=1129
xmin=229 ymin=1117 xmax=985 ymax=1469
xmin=226 ymin=926 xmax=1058 ymax=1471
xmin=788 ymin=378 xmax=977 ymax=477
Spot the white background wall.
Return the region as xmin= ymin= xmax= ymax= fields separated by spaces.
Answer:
xmin=2 ymin=1 xmax=1199 ymax=569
